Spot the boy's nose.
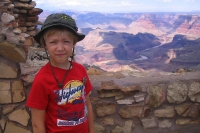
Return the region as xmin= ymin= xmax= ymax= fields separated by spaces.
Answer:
xmin=57 ymin=43 xmax=64 ymax=50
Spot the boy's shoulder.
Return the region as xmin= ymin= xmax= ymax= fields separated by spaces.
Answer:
xmin=72 ymin=61 xmax=84 ymax=68
xmin=35 ymin=63 xmax=50 ymax=77
xmin=72 ymin=62 xmax=88 ymax=72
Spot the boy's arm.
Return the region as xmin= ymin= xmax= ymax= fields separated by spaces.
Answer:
xmin=86 ymin=95 xmax=95 ymax=133
xmin=31 ymin=108 xmax=46 ymax=133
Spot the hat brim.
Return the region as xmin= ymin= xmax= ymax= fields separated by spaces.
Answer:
xmin=34 ymin=23 xmax=85 ymax=44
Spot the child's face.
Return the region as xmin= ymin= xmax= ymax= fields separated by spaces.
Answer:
xmin=45 ymin=31 xmax=74 ymax=67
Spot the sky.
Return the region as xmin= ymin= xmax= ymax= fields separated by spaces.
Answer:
xmin=35 ymin=0 xmax=200 ymax=13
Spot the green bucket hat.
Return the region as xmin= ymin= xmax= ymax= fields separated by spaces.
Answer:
xmin=34 ymin=13 xmax=85 ymax=44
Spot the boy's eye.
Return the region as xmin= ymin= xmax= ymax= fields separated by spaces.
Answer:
xmin=64 ymin=40 xmax=70 ymax=43
xmin=50 ymin=41 xmax=57 ymax=44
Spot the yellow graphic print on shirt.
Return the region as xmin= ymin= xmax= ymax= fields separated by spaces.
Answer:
xmin=55 ymin=80 xmax=84 ymax=105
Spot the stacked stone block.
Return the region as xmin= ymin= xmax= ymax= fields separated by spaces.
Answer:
xmin=14 ymin=0 xmax=43 ymax=36
xmin=0 ymin=0 xmax=42 ymax=50
xmin=0 ymin=0 xmax=42 ymax=132
xmin=93 ymin=79 xmax=200 ymax=133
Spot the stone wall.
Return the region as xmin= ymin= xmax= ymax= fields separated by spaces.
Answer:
xmin=91 ymin=73 xmax=200 ymax=133
xmin=0 ymin=0 xmax=42 ymax=132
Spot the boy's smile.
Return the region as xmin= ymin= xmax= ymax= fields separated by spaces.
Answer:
xmin=45 ymin=31 xmax=74 ymax=69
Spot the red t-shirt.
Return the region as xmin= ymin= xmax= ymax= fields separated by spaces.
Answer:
xmin=26 ymin=62 xmax=92 ymax=133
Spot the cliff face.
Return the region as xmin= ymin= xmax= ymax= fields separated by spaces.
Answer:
xmin=73 ymin=12 xmax=200 ymax=72
xmin=125 ymin=14 xmax=200 ymax=37
xmin=76 ymin=30 xmax=161 ymax=71
xmin=76 ymin=30 xmax=200 ymax=72
xmin=175 ymin=15 xmax=200 ymax=36
xmin=39 ymin=11 xmax=200 ymax=37
xmin=127 ymin=14 xmax=166 ymax=36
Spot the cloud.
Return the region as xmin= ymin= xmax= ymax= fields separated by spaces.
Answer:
xmin=36 ymin=0 xmax=134 ymax=7
xmin=162 ymin=0 xmax=172 ymax=2
xmin=119 ymin=1 xmax=132 ymax=6
xmin=34 ymin=0 xmax=45 ymax=4
xmin=63 ymin=0 xmax=134 ymax=7
xmin=35 ymin=0 xmax=199 ymax=13
xmin=63 ymin=1 xmax=81 ymax=6
xmin=101 ymin=1 xmax=133 ymax=7
xmin=184 ymin=0 xmax=194 ymax=2
xmin=36 ymin=0 xmax=82 ymax=6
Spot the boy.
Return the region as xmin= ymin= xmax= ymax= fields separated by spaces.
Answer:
xmin=26 ymin=13 xmax=95 ymax=133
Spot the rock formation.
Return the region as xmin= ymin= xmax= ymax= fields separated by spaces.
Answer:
xmin=176 ymin=15 xmax=200 ymax=36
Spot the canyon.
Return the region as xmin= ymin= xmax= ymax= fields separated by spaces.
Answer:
xmin=39 ymin=11 xmax=200 ymax=72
